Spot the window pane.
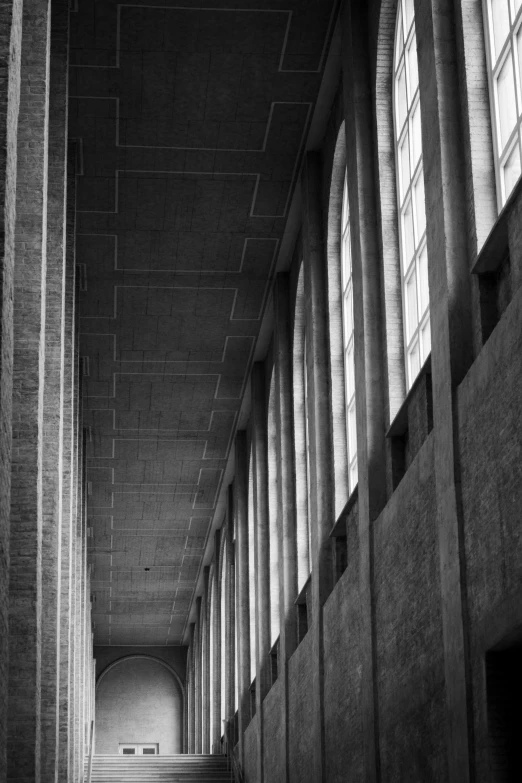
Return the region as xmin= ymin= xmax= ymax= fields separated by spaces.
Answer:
xmin=414 ymin=171 xmax=426 ymax=242
xmin=406 ymin=269 xmax=418 ymax=340
xmin=342 ymin=232 xmax=351 ymax=287
xmin=516 ymin=0 xmax=522 ymax=16
xmin=496 ymin=52 xmax=517 ymax=149
xmin=408 ymin=338 xmax=420 ymax=381
xmin=418 ymin=244 xmax=429 ymax=316
xmin=395 ymin=7 xmax=404 ymax=69
xmin=411 ymin=100 xmax=422 ymax=169
xmin=345 ymin=342 xmax=355 ymax=400
xmin=348 ymin=403 xmax=357 ymax=454
xmin=503 ymin=141 xmax=522 ymax=196
xmin=396 ymin=66 xmax=408 ymax=134
xmin=402 ymin=198 xmax=415 ymax=266
xmin=400 ymin=130 xmax=410 ymax=199
xmin=404 ymin=0 xmax=415 ymax=35
xmin=350 ymin=459 xmax=358 ymax=492
xmin=490 ymin=0 xmax=511 ymax=61
xmin=407 ymin=36 xmax=419 ymax=98
xmin=343 ymin=287 xmax=353 ymax=338
xmin=421 ymin=317 xmax=431 ymax=359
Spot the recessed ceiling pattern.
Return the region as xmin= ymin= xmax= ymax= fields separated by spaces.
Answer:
xmin=70 ymin=0 xmax=335 ymax=646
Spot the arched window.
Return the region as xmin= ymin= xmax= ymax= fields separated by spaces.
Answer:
xmin=209 ymin=575 xmax=215 ymax=746
xmin=394 ymin=0 xmax=430 ymax=388
xmin=341 ymin=173 xmax=357 ymax=491
xmin=267 ymin=371 xmax=280 ymax=646
xmin=247 ymin=451 xmax=257 ymax=682
xmin=220 ymin=546 xmax=226 ymax=730
xmin=484 ymin=0 xmax=522 ymax=206
xmin=303 ymin=334 xmax=312 ymax=570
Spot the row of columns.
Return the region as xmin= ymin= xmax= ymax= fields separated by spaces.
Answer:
xmin=0 ymin=2 xmax=94 ymax=781
xmin=187 ymin=0 xmax=486 ymax=779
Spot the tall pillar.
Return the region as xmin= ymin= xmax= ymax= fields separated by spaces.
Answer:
xmin=40 ymin=1 xmax=70 ymax=779
xmin=225 ymin=487 xmax=235 ymax=724
xmin=7 ymin=1 xmax=52 ymax=779
xmin=201 ymin=568 xmax=210 ymax=754
xmin=251 ymin=363 xmax=270 ymax=783
xmin=341 ymin=4 xmax=389 ymax=780
xmin=301 ymin=151 xmax=335 ymax=783
xmin=194 ymin=597 xmax=202 ymax=754
xmin=0 ymin=2 xmax=22 ymax=779
xmin=273 ymin=273 xmax=298 ymax=783
xmin=187 ymin=624 xmax=195 ymax=753
xmin=57 ymin=136 xmax=77 ymax=783
xmin=211 ymin=530 xmax=221 ymax=753
xmin=415 ymin=0 xmax=475 ymax=779
xmin=234 ymin=432 xmax=250 ymax=765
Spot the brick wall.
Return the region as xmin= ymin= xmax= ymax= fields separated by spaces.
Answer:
xmin=0 ymin=3 xmax=22 ymax=779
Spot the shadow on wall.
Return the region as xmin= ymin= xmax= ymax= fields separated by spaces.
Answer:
xmin=95 ymin=656 xmax=183 ymax=755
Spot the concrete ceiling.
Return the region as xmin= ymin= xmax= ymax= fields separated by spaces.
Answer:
xmin=70 ymin=0 xmax=336 ymax=646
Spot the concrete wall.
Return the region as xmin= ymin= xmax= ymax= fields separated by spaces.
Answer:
xmin=95 ymin=656 xmax=183 ymax=755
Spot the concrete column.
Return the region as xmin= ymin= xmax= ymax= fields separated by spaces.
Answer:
xmin=415 ymin=0 xmax=475 ymax=780
xmin=274 ymin=274 xmax=298 ymax=657
xmin=201 ymin=568 xmax=210 ymax=754
xmin=341 ymin=4 xmax=389 ymax=781
xmin=225 ymin=487 xmax=235 ymax=723
xmin=234 ymin=432 xmax=250 ymax=764
xmin=0 ymin=3 xmax=22 ymax=779
xmin=187 ymin=624 xmax=195 ymax=754
xmin=40 ymin=2 xmax=70 ymax=779
xmin=273 ymin=273 xmax=298 ymax=783
xmin=7 ymin=1 xmax=52 ymax=779
xmin=57 ymin=136 xmax=77 ymax=783
xmin=251 ymin=363 xmax=270 ymax=783
xmin=252 ymin=364 xmax=271 ymax=701
xmin=194 ymin=597 xmax=202 ymax=754
xmin=301 ymin=151 xmax=335 ymax=783
xmin=211 ymin=530 xmax=221 ymax=752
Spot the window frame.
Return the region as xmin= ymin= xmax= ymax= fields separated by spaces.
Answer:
xmin=483 ymin=0 xmax=522 ymax=209
xmin=392 ymin=0 xmax=431 ymax=390
xmin=340 ymin=172 xmax=358 ymax=493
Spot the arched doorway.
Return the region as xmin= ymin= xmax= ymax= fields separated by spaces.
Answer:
xmin=95 ymin=656 xmax=184 ymax=755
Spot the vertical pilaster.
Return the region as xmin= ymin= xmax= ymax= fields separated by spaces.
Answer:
xmin=234 ymin=431 xmax=250 ymax=766
xmin=273 ymin=273 xmax=298 ymax=783
xmin=302 ymin=151 xmax=335 ymax=783
xmin=40 ymin=2 xmax=70 ymax=779
xmin=187 ymin=624 xmax=195 ymax=754
xmin=201 ymin=568 xmax=210 ymax=754
xmin=0 ymin=2 xmax=22 ymax=778
xmin=211 ymin=530 xmax=221 ymax=753
xmin=252 ymin=363 xmax=270 ymax=782
xmin=415 ymin=0 xmax=475 ymax=780
xmin=225 ymin=487 xmax=235 ymax=724
xmin=7 ymin=1 xmax=52 ymax=780
xmin=194 ymin=597 xmax=202 ymax=754
xmin=341 ymin=3 xmax=389 ymax=780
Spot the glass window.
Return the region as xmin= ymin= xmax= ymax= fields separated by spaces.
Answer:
xmin=394 ymin=0 xmax=431 ymax=388
xmin=484 ymin=0 xmax=522 ymax=206
xmin=303 ymin=335 xmax=312 ymax=572
xmin=340 ymin=174 xmax=358 ymax=492
xmin=247 ymin=454 xmax=256 ymax=683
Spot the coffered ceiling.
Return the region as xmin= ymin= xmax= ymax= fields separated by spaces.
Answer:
xmin=69 ymin=0 xmax=336 ymax=646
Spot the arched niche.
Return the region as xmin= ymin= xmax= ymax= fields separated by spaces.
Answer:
xmin=95 ymin=655 xmax=184 ymax=755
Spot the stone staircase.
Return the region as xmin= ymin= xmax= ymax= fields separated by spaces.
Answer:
xmin=86 ymin=754 xmax=233 ymax=782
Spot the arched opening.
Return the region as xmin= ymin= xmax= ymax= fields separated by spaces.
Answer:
xmin=95 ymin=656 xmax=184 ymax=755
